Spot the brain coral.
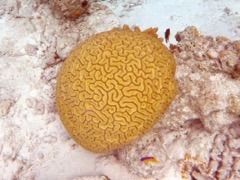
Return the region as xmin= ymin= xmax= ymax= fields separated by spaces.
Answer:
xmin=56 ymin=25 xmax=178 ymax=153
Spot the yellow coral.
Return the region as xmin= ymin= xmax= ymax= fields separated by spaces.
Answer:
xmin=56 ymin=25 xmax=178 ymax=153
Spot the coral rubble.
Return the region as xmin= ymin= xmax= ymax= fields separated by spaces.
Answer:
xmin=50 ymin=0 xmax=90 ymax=18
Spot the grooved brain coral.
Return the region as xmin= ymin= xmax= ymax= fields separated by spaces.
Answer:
xmin=56 ymin=25 xmax=178 ymax=153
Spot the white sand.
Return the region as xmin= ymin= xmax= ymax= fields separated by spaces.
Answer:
xmin=0 ymin=0 xmax=239 ymax=179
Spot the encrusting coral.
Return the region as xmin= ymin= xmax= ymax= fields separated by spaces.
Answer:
xmin=56 ymin=25 xmax=178 ymax=153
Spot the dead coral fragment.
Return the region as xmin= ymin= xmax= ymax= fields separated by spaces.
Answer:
xmin=172 ymin=27 xmax=240 ymax=78
xmin=50 ymin=0 xmax=89 ymax=18
xmin=178 ymin=126 xmax=240 ymax=180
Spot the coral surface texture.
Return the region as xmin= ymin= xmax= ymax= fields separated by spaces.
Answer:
xmin=56 ymin=26 xmax=178 ymax=153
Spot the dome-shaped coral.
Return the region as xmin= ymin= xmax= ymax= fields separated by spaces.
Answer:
xmin=56 ymin=25 xmax=178 ymax=153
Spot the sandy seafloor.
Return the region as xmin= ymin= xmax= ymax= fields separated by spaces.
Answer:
xmin=0 ymin=0 xmax=240 ymax=180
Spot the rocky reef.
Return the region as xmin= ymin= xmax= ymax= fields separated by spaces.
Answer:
xmin=118 ymin=26 xmax=240 ymax=179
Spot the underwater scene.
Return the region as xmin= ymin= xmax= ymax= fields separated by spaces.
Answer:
xmin=0 ymin=0 xmax=240 ymax=179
